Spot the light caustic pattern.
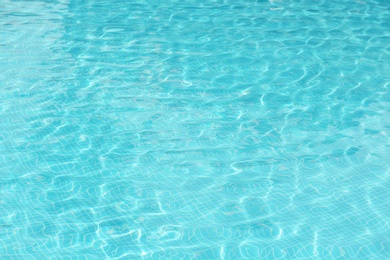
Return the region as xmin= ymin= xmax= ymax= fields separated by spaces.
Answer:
xmin=0 ymin=0 xmax=389 ymax=259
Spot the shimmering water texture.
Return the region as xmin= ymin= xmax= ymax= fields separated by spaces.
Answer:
xmin=1 ymin=0 xmax=389 ymax=259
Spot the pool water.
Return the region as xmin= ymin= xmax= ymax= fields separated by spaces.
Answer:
xmin=1 ymin=0 xmax=389 ymax=259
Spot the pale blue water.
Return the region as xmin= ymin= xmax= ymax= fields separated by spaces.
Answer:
xmin=0 ymin=0 xmax=389 ymax=259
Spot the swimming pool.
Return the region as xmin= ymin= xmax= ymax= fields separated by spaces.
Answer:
xmin=0 ymin=0 xmax=389 ymax=259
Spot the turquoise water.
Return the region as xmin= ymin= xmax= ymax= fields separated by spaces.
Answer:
xmin=0 ymin=0 xmax=389 ymax=259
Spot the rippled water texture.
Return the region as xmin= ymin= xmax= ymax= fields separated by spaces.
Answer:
xmin=1 ymin=0 xmax=390 ymax=259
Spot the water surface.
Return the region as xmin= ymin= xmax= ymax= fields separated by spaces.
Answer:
xmin=0 ymin=0 xmax=389 ymax=259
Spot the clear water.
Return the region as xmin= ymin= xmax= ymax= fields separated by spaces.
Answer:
xmin=0 ymin=0 xmax=389 ymax=259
